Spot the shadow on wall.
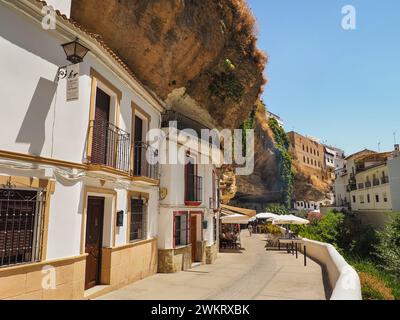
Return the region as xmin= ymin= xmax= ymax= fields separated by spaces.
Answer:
xmin=16 ymin=77 xmax=57 ymax=155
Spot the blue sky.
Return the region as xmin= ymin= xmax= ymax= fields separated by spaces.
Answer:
xmin=247 ymin=0 xmax=400 ymax=155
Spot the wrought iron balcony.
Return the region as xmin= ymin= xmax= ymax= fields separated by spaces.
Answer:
xmin=381 ymin=176 xmax=390 ymax=184
xmin=88 ymin=120 xmax=130 ymax=173
xmin=132 ymin=142 xmax=159 ymax=181
xmin=358 ymin=183 xmax=365 ymax=189
xmin=373 ymin=179 xmax=380 ymax=187
xmin=185 ymin=174 xmax=203 ymax=204
xmin=365 ymin=181 xmax=372 ymax=188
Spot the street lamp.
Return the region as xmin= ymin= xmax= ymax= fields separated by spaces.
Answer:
xmin=61 ymin=38 xmax=90 ymax=64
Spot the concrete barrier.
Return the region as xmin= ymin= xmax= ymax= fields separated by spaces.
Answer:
xmin=300 ymin=238 xmax=362 ymax=300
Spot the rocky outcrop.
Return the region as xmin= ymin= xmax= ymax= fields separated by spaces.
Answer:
xmin=70 ymin=0 xmax=266 ymax=129
xmin=235 ymin=102 xmax=283 ymax=203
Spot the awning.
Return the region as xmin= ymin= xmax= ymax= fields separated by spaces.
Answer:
xmin=272 ymin=215 xmax=310 ymax=225
xmin=221 ymin=214 xmax=250 ymax=224
xmin=220 ymin=204 xmax=256 ymax=218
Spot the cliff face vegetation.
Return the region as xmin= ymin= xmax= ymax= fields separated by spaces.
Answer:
xmin=70 ymin=0 xmax=266 ymax=129
xmin=235 ymin=102 xmax=287 ymax=205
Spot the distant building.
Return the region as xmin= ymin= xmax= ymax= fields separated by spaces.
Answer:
xmin=288 ymin=131 xmax=340 ymax=212
xmin=288 ymin=131 xmax=326 ymax=173
xmin=334 ymin=146 xmax=400 ymax=214
xmin=266 ymin=110 xmax=284 ymax=127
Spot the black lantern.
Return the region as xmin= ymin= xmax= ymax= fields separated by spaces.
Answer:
xmin=61 ymin=38 xmax=89 ymax=64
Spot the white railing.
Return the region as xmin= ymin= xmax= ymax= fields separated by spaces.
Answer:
xmin=300 ymin=239 xmax=362 ymax=300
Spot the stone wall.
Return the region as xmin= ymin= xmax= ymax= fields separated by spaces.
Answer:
xmin=101 ymin=238 xmax=158 ymax=287
xmin=0 ymin=255 xmax=86 ymax=300
xmin=195 ymin=241 xmax=207 ymax=263
xmin=158 ymin=245 xmax=192 ymax=273
xmin=206 ymin=243 xmax=218 ymax=264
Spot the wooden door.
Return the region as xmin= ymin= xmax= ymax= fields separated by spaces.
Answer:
xmin=85 ymin=196 xmax=105 ymax=290
xmin=92 ymin=88 xmax=110 ymax=165
xmin=191 ymin=215 xmax=197 ymax=262
xmin=133 ymin=116 xmax=143 ymax=176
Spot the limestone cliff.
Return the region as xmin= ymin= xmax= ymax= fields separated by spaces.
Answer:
xmin=234 ymin=102 xmax=283 ymax=204
xmin=70 ymin=0 xmax=266 ymax=129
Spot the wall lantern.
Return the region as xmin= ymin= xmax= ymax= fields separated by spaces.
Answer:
xmin=116 ymin=210 xmax=124 ymax=227
xmin=202 ymin=221 xmax=208 ymax=229
xmin=61 ymin=38 xmax=90 ymax=64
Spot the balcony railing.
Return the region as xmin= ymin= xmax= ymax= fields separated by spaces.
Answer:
xmin=381 ymin=176 xmax=390 ymax=184
xmin=347 ymin=184 xmax=357 ymax=192
xmin=358 ymin=183 xmax=364 ymax=189
xmin=132 ymin=142 xmax=159 ymax=180
xmin=185 ymin=174 xmax=203 ymax=203
xmin=89 ymin=120 xmax=130 ymax=173
xmin=373 ymin=179 xmax=380 ymax=187
xmin=88 ymin=120 xmax=159 ymax=180
xmin=365 ymin=181 xmax=372 ymax=188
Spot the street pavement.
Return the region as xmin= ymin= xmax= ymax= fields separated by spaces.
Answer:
xmin=97 ymin=232 xmax=327 ymax=300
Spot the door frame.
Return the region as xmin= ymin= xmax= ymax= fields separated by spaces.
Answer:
xmin=85 ymin=196 xmax=105 ymax=290
xmin=80 ymin=187 xmax=117 ymax=256
xmin=190 ymin=211 xmax=203 ymax=262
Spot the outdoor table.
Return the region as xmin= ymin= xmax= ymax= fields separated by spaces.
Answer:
xmin=278 ymin=238 xmax=307 ymax=266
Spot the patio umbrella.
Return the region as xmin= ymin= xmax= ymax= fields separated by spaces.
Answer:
xmin=271 ymin=215 xmax=310 ymax=225
xmin=255 ymin=212 xmax=280 ymax=220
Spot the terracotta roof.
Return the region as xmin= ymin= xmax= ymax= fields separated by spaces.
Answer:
xmin=34 ymin=0 xmax=163 ymax=107
xmin=221 ymin=204 xmax=256 ymax=218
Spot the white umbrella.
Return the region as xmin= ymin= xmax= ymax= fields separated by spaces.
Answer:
xmin=255 ymin=212 xmax=280 ymax=220
xmin=272 ymin=214 xmax=310 ymax=225
xmin=221 ymin=214 xmax=250 ymax=224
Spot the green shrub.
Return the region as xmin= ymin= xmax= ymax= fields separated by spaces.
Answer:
xmin=375 ymin=213 xmax=400 ymax=280
xmin=265 ymin=204 xmax=289 ymax=215
xmin=267 ymin=117 xmax=293 ymax=208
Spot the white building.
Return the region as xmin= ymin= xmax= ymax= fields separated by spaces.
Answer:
xmin=157 ymin=112 xmax=221 ymax=272
xmin=266 ymin=110 xmax=284 ymax=127
xmin=0 ymin=0 xmax=220 ymax=299
xmin=334 ymin=147 xmax=400 ymax=213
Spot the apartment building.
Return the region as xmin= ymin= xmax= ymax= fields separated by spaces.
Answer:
xmin=288 ymin=131 xmax=325 ymax=173
xmin=0 ymin=0 xmax=220 ymax=300
xmin=334 ymin=147 xmax=400 ymax=213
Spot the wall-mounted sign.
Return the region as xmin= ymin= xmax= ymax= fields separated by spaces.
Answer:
xmin=66 ymin=64 xmax=79 ymax=101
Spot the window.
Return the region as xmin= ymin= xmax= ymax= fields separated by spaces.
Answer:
xmin=352 ymin=196 xmax=356 ymax=203
xmin=383 ymin=193 xmax=388 ymax=202
xmin=375 ymin=195 xmax=380 ymax=203
xmin=174 ymin=212 xmax=189 ymax=247
xmin=360 ymin=195 xmax=365 ymax=204
xmin=0 ymin=189 xmax=44 ymax=267
xmin=302 ymin=145 xmax=305 ymax=151
xmin=303 ymin=156 xmax=306 ymax=163
xmin=130 ymin=198 xmax=147 ymax=241
xmin=367 ymin=194 xmax=370 ymax=203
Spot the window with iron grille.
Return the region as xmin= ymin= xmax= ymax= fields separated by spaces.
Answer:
xmin=174 ymin=212 xmax=189 ymax=247
xmin=130 ymin=199 xmax=147 ymax=242
xmin=0 ymin=189 xmax=44 ymax=267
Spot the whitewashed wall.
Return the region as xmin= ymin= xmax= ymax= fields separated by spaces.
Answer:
xmin=0 ymin=2 xmax=161 ymax=261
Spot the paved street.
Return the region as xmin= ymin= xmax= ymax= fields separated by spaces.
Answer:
xmin=97 ymin=233 xmax=327 ymax=300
